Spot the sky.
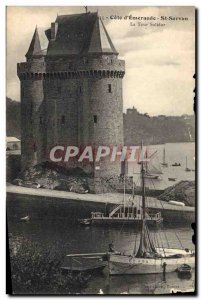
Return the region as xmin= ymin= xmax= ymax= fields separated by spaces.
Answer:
xmin=6 ymin=6 xmax=195 ymax=116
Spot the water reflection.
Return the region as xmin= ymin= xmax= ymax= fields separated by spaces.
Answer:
xmin=85 ymin=270 xmax=195 ymax=295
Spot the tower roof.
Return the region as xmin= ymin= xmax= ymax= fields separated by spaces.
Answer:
xmin=26 ymin=27 xmax=43 ymax=57
xmin=88 ymin=18 xmax=117 ymax=54
xmin=46 ymin=12 xmax=118 ymax=56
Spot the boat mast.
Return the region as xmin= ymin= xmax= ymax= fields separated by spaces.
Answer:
xmin=141 ymin=141 xmax=146 ymax=219
xmin=135 ymin=141 xmax=159 ymax=257
xmin=145 ymin=148 xmax=148 ymax=174
xmin=186 ymin=156 xmax=187 ymax=169
xmin=123 ymin=174 xmax=126 ymax=215
xmin=132 ymin=167 xmax=135 ymax=199
xmin=163 ymin=148 xmax=165 ymax=164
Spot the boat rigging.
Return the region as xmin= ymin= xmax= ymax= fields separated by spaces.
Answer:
xmin=108 ymin=141 xmax=195 ymax=275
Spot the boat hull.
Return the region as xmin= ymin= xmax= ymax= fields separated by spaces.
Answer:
xmin=109 ymin=253 xmax=195 ymax=275
xmin=91 ymin=218 xmax=162 ymax=227
xmin=61 ymin=264 xmax=106 ymax=274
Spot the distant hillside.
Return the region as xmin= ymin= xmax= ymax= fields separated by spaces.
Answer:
xmin=6 ymin=97 xmax=21 ymax=138
xmin=6 ymin=98 xmax=195 ymax=145
xmin=124 ymin=107 xmax=195 ymax=145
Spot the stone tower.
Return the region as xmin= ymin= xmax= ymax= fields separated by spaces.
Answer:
xmin=17 ymin=27 xmax=46 ymax=169
xmin=17 ymin=12 xmax=125 ymax=177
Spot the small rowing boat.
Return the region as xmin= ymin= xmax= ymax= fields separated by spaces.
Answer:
xmin=62 ymin=254 xmax=107 ymax=274
xmin=172 ymin=163 xmax=181 ymax=167
xmin=177 ymin=264 xmax=192 ymax=276
xmin=20 ymin=215 xmax=30 ymax=222
xmin=78 ymin=218 xmax=91 ymax=225
xmin=168 ymin=177 xmax=177 ymax=182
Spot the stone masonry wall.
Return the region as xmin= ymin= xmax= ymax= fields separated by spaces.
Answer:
xmin=20 ymin=78 xmax=45 ymax=170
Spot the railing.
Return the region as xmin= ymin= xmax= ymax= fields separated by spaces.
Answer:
xmin=91 ymin=209 xmax=162 ymax=221
xmin=109 ymin=204 xmax=123 ymax=217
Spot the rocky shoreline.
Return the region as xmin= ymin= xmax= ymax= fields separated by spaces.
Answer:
xmin=158 ymin=180 xmax=195 ymax=207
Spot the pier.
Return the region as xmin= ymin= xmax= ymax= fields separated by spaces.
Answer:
xmin=6 ymin=183 xmax=194 ymax=224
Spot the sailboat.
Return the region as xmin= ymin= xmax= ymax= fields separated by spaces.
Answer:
xmin=161 ymin=147 xmax=168 ymax=167
xmin=144 ymin=150 xmax=163 ymax=180
xmin=185 ymin=156 xmax=191 ymax=172
xmin=108 ymin=142 xmax=195 ymax=275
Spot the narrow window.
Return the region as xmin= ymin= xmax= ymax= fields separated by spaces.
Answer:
xmin=134 ymin=207 xmax=137 ymax=215
xmin=40 ymin=116 xmax=43 ymax=124
xmin=93 ymin=115 xmax=97 ymax=124
xmin=58 ymin=86 xmax=61 ymax=93
xmin=33 ymin=143 xmax=37 ymax=153
xmin=83 ymin=57 xmax=88 ymax=64
xmin=79 ymin=86 xmax=82 ymax=93
xmin=108 ymin=84 xmax=112 ymax=93
xmin=61 ymin=115 xmax=65 ymax=125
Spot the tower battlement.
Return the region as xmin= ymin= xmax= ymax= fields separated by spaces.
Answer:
xmin=17 ymin=59 xmax=125 ymax=79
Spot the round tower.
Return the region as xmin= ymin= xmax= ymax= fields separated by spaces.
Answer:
xmin=78 ymin=17 xmax=125 ymax=177
xmin=17 ymin=28 xmax=46 ymax=170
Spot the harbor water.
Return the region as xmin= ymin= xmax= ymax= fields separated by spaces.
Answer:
xmin=7 ymin=219 xmax=195 ymax=294
xmin=7 ymin=142 xmax=196 ymax=294
xmin=128 ymin=142 xmax=195 ymax=190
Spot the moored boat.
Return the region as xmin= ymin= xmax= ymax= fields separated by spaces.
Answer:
xmin=109 ymin=250 xmax=195 ymax=275
xmin=20 ymin=215 xmax=30 ymax=222
xmin=168 ymin=177 xmax=177 ymax=182
xmin=90 ymin=209 xmax=163 ymax=226
xmin=145 ymin=150 xmax=163 ymax=180
xmin=172 ymin=163 xmax=181 ymax=167
xmin=161 ymin=147 xmax=168 ymax=167
xmin=61 ymin=256 xmax=106 ymax=274
xmin=78 ymin=218 xmax=91 ymax=225
xmin=185 ymin=156 xmax=191 ymax=172
xmin=108 ymin=141 xmax=195 ymax=275
xmin=177 ymin=263 xmax=192 ymax=275
xmin=78 ymin=169 xmax=163 ymax=227
xmin=144 ymin=174 xmax=161 ymax=180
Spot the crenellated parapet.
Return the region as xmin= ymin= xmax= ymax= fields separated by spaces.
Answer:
xmin=17 ymin=58 xmax=125 ymax=80
xmin=17 ymin=61 xmax=45 ymax=76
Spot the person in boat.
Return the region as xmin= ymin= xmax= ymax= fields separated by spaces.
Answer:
xmin=109 ymin=241 xmax=115 ymax=252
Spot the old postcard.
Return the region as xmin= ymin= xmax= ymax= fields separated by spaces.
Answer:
xmin=6 ymin=6 xmax=196 ymax=295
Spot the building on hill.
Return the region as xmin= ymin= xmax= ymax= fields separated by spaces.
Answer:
xmin=17 ymin=12 xmax=125 ymax=178
xmin=123 ymin=106 xmax=195 ymax=145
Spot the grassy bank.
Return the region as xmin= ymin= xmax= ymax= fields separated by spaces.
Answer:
xmin=9 ymin=236 xmax=90 ymax=294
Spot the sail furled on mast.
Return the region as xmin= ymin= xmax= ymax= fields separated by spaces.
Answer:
xmin=135 ymin=141 xmax=159 ymax=258
xmin=135 ymin=220 xmax=157 ymax=257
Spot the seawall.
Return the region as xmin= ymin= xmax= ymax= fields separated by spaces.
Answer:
xmin=6 ymin=184 xmax=195 ymax=224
